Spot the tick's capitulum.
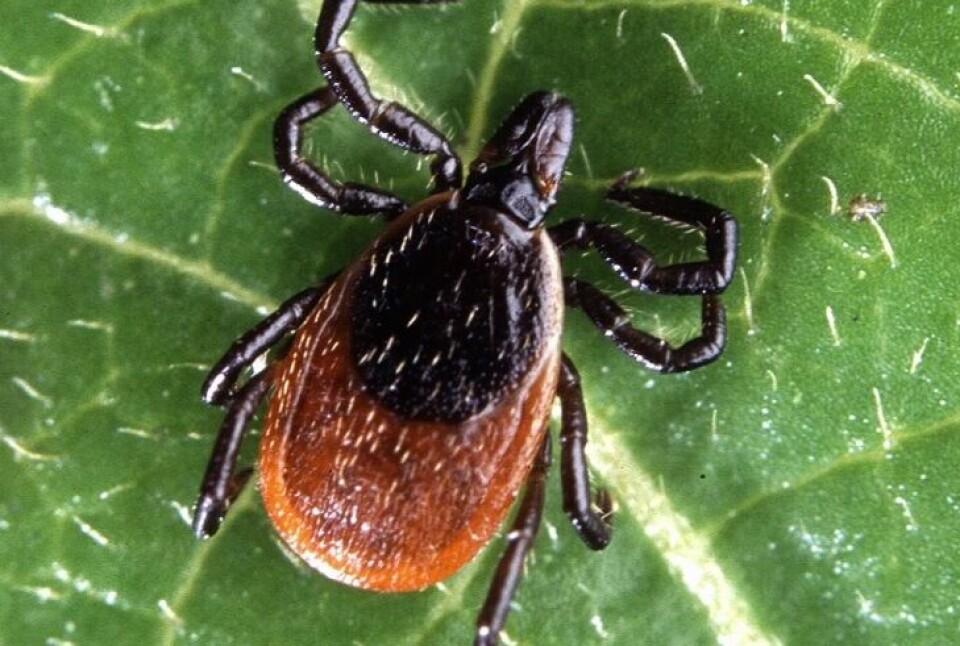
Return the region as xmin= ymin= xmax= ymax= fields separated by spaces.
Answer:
xmin=191 ymin=1 xmax=738 ymax=644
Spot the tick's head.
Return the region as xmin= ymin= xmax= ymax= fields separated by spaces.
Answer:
xmin=463 ymin=92 xmax=574 ymax=228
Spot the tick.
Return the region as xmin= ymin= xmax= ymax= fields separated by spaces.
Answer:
xmin=191 ymin=1 xmax=738 ymax=644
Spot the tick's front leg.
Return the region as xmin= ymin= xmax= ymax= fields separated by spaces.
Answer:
xmin=314 ymin=0 xmax=463 ymax=191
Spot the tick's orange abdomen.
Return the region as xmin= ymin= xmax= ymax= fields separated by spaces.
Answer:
xmin=259 ymin=204 xmax=563 ymax=591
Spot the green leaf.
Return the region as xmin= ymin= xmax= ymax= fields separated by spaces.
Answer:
xmin=2 ymin=0 xmax=958 ymax=644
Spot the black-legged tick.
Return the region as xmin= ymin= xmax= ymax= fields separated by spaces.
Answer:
xmin=192 ymin=2 xmax=738 ymax=644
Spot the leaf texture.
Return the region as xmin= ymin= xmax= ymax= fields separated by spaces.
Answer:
xmin=2 ymin=0 xmax=959 ymax=644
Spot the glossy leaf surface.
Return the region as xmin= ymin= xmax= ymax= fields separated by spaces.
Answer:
xmin=2 ymin=1 xmax=958 ymax=644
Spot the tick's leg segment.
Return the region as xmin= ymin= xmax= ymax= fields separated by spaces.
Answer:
xmin=280 ymin=1 xmax=464 ymax=211
xmin=553 ymin=173 xmax=735 ymax=370
xmin=315 ymin=0 xmax=463 ymax=192
xmin=275 ymin=89 xmax=408 ymax=217
xmin=549 ymin=174 xmax=737 ymax=295
xmin=475 ymin=432 xmax=551 ymax=646
xmin=565 ymin=277 xmax=727 ymax=373
xmin=201 ymin=284 xmax=329 ymax=406
xmin=558 ymin=354 xmax=612 ymax=550
xmin=193 ymin=371 xmax=272 ymax=539
xmin=606 ymin=175 xmax=738 ymax=293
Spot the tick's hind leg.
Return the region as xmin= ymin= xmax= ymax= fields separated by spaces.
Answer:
xmin=314 ymin=0 xmax=463 ymax=192
xmin=193 ymin=371 xmax=272 ymax=538
xmin=195 ymin=279 xmax=333 ymax=537
xmin=564 ymin=278 xmax=726 ymax=373
xmin=558 ymin=354 xmax=611 ymax=550
xmin=475 ymin=432 xmax=551 ymax=646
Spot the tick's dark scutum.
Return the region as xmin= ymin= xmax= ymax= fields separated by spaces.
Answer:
xmin=350 ymin=200 xmax=549 ymax=423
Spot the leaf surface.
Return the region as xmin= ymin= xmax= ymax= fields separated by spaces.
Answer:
xmin=2 ymin=0 xmax=959 ymax=644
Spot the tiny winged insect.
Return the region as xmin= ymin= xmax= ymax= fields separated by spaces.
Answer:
xmin=192 ymin=1 xmax=738 ymax=644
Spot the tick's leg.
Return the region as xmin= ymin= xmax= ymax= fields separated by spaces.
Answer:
xmin=549 ymin=172 xmax=737 ymax=295
xmin=201 ymin=282 xmax=331 ymax=406
xmin=192 ymin=370 xmax=272 ymax=538
xmin=565 ymin=277 xmax=726 ymax=372
xmin=315 ymin=0 xmax=463 ymax=191
xmin=558 ymin=354 xmax=612 ymax=550
xmin=275 ymin=89 xmax=409 ymax=217
xmin=475 ymin=432 xmax=551 ymax=646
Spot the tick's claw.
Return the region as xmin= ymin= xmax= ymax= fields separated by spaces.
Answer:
xmin=192 ymin=494 xmax=225 ymax=539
